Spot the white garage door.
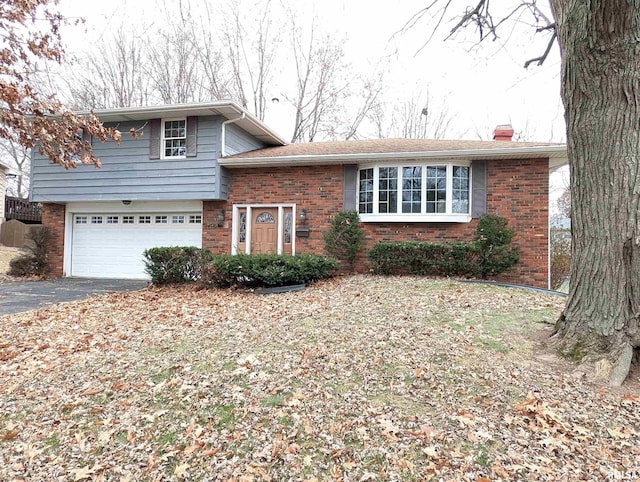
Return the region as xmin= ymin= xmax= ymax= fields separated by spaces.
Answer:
xmin=71 ymin=212 xmax=203 ymax=279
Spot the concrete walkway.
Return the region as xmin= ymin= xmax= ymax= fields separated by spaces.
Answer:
xmin=0 ymin=278 xmax=149 ymax=316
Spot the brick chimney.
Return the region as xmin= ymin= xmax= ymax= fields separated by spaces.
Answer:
xmin=493 ymin=124 xmax=514 ymax=141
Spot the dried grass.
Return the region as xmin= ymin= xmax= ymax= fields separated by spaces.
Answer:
xmin=0 ymin=275 xmax=638 ymax=481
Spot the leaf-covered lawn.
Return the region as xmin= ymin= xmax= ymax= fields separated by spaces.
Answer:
xmin=1 ymin=276 xmax=638 ymax=481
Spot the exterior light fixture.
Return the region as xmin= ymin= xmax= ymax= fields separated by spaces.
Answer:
xmin=217 ymin=209 xmax=225 ymax=227
xmin=299 ymin=208 xmax=307 ymax=224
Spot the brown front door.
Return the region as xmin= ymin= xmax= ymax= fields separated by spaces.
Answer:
xmin=252 ymin=208 xmax=278 ymax=254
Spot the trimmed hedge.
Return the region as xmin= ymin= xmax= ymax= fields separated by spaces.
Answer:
xmin=143 ymin=247 xmax=338 ymax=287
xmin=143 ymin=246 xmax=215 ymax=284
xmin=368 ymin=214 xmax=519 ymax=278
xmin=367 ymin=241 xmax=480 ymax=276
xmin=201 ymin=253 xmax=338 ymax=288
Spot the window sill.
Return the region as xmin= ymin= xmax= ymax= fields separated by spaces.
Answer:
xmin=359 ymin=213 xmax=472 ymax=223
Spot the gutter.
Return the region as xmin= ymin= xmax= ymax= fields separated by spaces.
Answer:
xmin=219 ymin=145 xmax=568 ymax=167
xmin=220 ymin=112 xmax=247 ymax=157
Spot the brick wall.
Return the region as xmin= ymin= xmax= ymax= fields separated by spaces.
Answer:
xmin=42 ymin=203 xmax=65 ymax=277
xmin=487 ymin=158 xmax=548 ymax=287
xmin=204 ymin=165 xmax=344 ymax=255
xmin=39 ymin=158 xmax=548 ymax=288
xmin=208 ymin=158 xmax=549 ymax=288
xmin=358 ymin=158 xmax=549 ymax=287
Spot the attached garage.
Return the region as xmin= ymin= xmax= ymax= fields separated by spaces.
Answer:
xmin=65 ymin=202 xmax=203 ymax=279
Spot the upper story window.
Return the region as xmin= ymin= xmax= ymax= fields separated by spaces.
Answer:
xmin=358 ymin=162 xmax=471 ymax=222
xmin=162 ymin=119 xmax=186 ymax=158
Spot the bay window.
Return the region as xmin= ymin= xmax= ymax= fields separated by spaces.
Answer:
xmin=357 ymin=162 xmax=472 ymax=222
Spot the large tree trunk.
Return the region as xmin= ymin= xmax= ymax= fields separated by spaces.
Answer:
xmin=551 ymin=0 xmax=640 ymax=385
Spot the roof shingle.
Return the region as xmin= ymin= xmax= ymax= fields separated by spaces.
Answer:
xmin=226 ymin=138 xmax=559 ymax=159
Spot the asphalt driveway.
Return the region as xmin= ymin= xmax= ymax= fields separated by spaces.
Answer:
xmin=0 ymin=278 xmax=149 ymax=316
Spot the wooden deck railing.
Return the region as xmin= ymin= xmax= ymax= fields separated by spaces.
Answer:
xmin=4 ymin=196 xmax=42 ymax=222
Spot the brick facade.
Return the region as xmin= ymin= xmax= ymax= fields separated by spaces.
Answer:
xmin=204 ymin=165 xmax=343 ymax=256
xmin=41 ymin=158 xmax=549 ymax=288
xmin=204 ymin=158 xmax=549 ymax=288
xmin=42 ymin=203 xmax=65 ymax=277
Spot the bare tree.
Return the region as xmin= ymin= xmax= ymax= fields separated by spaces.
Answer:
xmin=189 ymin=3 xmax=234 ymax=101
xmin=371 ymin=90 xmax=455 ymax=140
xmin=66 ymin=27 xmax=151 ymax=109
xmin=409 ymin=1 xmax=640 ymax=385
xmin=288 ymin=18 xmax=348 ymax=143
xmin=0 ymin=0 xmax=119 ymax=169
xmin=556 ymin=184 xmax=571 ymax=220
xmin=147 ymin=11 xmax=206 ymax=104
xmin=221 ymin=0 xmax=280 ymax=120
xmin=0 ymin=141 xmax=30 ymax=197
xmin=332 ymin=73 xmax=385 ymax=141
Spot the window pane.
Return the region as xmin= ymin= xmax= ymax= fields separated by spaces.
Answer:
xmin=239 ymin=212 xmax=247 ymax=243
xmin=284 ymin=212 xmax=292 ymax=244
xmin=426 ymin=165 xmax=447 ymax=214
xmin=402 ymin=166 xmax=422 ymax=213
xmin=452 ymin=166 xmax=470 ymax=214
xmin=378 ymin=167 xmax=397 ymax=213
xmin=358 ymin=168 xmax=374 ymax=214
xmin=256 ymin=212 xmax=275 ymax=223
xmin=163 ymin=120 xmax=187 ymax=157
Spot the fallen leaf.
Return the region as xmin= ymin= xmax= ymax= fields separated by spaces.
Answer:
xmin=174 ymin=462 xmax=189 ymax=478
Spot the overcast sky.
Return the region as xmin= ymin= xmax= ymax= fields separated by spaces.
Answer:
xmin=56 ymin=0 xmax=565 ymax=144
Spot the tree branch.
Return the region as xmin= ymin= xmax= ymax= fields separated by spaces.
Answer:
xmin=524 ymin=30 xmax=557 ymax=68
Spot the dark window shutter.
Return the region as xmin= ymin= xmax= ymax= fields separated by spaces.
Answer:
xmin=186 ymin=116 xmax=198 ymax=157
xmin=343 ymin=164 xmax=358 ymax=211
xmin=82 ymin=129 xmax=92 ymax=145
xmin=471 ymin=160 xmax=487 ymax=218
xmin=81 ymin=129 xmax=92 ymax=157
xmin=149 ymin=118 xmax=161 ymax=159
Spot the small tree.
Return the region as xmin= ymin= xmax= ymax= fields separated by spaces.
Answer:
xmin=474 ymin=214 xmax=519 ymax=279
xmin=323 ymin=210 xmax=365 ymax=271
xmin=550 ymin=227 xmax=571 ymax=290
xmin=8 ymin=226 xmax=51 ymax=277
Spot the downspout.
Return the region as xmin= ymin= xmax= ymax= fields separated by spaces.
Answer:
xmin=220 ymin=113 xmax=246 ymax=157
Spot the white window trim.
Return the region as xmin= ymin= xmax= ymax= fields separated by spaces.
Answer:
xmin=231 ymin=204 xmax=297 ymax=255
xmin=358 ymin=161 xmax=473 ymax=223
xmin=161 ymin=117 xmax=187 ymax=160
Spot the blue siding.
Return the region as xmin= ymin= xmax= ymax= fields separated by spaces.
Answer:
xmin=225 ymin=123 xmax=266 ymax=155
xmin=31 ymin=115 xmax=228 ymax=202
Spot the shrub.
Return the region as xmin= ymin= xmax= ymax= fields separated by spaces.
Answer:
xmin=143 ymin=246 xmax=214 ymax=284
xmin=550 ymin=227 xmax=571 ymax=289
xmin=323 ymin=210 xmax=365 ymax=271
xmin=8 ymin=226 xmax=51 ymax=277
xmin=368 ymin=214 xmax=519 ymax=279
xmin=368 ymin=241 xmax=480 ymax=277
xmin=201 ymin=254 xmax=338 ymax=288
xmin=474 ymin=214 xmax=519 ymax=278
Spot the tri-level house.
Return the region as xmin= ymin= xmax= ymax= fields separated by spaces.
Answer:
xmin=30 ymin=101 xmax=567 ymax=288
